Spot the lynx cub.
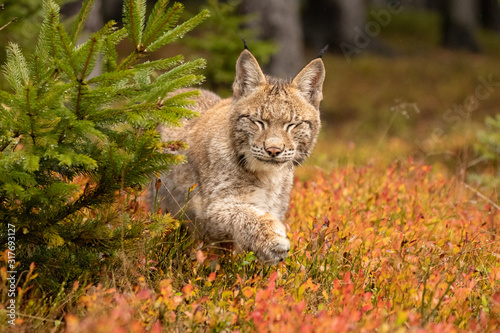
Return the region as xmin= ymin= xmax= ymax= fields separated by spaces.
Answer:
xmin=153 ymin=49 xmax=325 ymax=264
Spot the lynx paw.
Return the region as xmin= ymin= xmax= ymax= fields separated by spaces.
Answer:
xmin=257 ymin=235 xmax=290 ymax=265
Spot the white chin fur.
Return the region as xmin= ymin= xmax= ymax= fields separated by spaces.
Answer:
xmin=245 ymin=155 xmax=287 ymax=173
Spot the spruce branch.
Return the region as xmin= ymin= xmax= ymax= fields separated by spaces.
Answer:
xmin=36 ymin=82 xmax=72 ymax=110
xmin=3 ymin=43 xmax=30 ymax=94
xmin=70 ymin=0 xmax=96 ymax=45
xmin=0 ymin=131 xmax=20 ymax=153
xmin=142 ymin=1 xmax=182 ymax=48
xmin=49 ymin=12 xmax=58 ymax=58
xmin=119 ymin=8 xmax=209 ymax=69
xmin=161 ymin=89 xmax=200 ymax=108
xmin=75 ymin=20 xmax=116 ymax=78
xmin=0 ymin=3 xmax=17 ymax=31
xmin=75 ymin=84 xmax=85 ymax=119
xmin=134 ymin=55 xmax=184 ymax=71
xmin=37 ymin=1 xmax=60 ymax=68
xmin=146 ymin=9 xmax=210 ymax=53
xmin=26 ymin=87 xmax=36 ymax=146
xmin=0 ymin=141 xmax=10 ymax=152
xmin=80 ymin=37 xmax=97 ymax=81
xmin=123 ymin=0 xmax=146 ymax=49
xmin=47 ymin=178 xmax=113 ymax=230
xmin=55 ymin=24 xmax=78 ymax=79
xmin=0 ymin=17 xmax=17 ymax=31
xmin=103 ymin=36 xmax=117 ymax=73
xmin=43 ymin=0 xmax=62 ymax=60
xmin=33 ymin=55 xmax=41 ymax=83
xmin=87 ymin=70 xmax=135 ymax=85
xmin=116 ymin=48 xmax=142 ymax=71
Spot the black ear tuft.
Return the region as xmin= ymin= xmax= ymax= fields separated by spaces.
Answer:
xmin=241 ymin=36 xmax=249 ymax=50
xmin=233 ymin=49 xmax=266 ymax=98
xmin=317 ymin=44 xmax=329 ymax=59
xmin=292 ymin=57 xmax=325 ymax=109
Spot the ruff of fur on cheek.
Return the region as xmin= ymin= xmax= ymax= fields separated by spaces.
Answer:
xmin=237 ymin=154 xmax=248 ymax=169
xmin=292 ymin=127 xmax=313 ymax=162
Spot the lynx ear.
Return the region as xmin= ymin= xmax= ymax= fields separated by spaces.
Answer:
xmin=233 ymin=50 xmax=266 ymax=98
xmin=292 ymin=58 xmax=325 ymax=109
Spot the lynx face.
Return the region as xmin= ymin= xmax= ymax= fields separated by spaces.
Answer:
xmin=230 ymin=50 xmax=324 ymax=173
xmin=232 ymin=87 xmax=320 ymax=172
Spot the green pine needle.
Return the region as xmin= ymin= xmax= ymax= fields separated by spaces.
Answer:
xmin=123 ymin=0 xmax=147 ymax=49
xmin=70 ymin=0 xmax=96 ymax=45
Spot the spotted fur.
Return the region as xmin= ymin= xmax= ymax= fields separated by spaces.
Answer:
xmin=151 ymin=50 xmax=325 ymax=264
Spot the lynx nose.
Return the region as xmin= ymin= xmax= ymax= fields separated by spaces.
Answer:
xmin=266 ymin=146 xmax=282 ymax=157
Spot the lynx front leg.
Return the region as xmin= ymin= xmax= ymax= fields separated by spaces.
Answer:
xmin=205 ymin=203 xmax=290 ymax=264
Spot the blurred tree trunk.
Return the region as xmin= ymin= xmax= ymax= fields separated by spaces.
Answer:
xmin=303 ymin=0 xmax=366 ymax=54
xmin=438 ymin=0 xmax=480 ymax=52
xmin=85 ymin=0 xmax=105 ymax=33
xmin=303 ymin=0 xmax=341 ymax=51
xmin=242 ymin=0 xmax=304 ymax=78
xmin=336 ymin=0 xmax=367 ymax=43
xmin=479 ymin=0 xmax=500 ymax=31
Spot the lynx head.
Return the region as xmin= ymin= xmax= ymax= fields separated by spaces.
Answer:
xmin=230 ymin=49 xmax=325 ymax=173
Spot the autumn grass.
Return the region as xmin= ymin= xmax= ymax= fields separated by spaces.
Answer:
xmin=3 ymin=159 xmax=499 ymax=332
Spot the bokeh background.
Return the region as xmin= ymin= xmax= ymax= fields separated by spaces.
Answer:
xmin=1 ymin=0 xmax=499 ymax=189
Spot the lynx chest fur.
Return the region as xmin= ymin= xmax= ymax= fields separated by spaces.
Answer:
xmin=153 ymin=49 xmax=325 ymax=264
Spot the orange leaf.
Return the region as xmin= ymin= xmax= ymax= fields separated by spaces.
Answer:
xmin=196 ymin=250 xmax=207 ymax=264
xmin=183 ymin=284 xmax=194 ymax=298
xmin=242 ymin=287 xmax=254 ymax=298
